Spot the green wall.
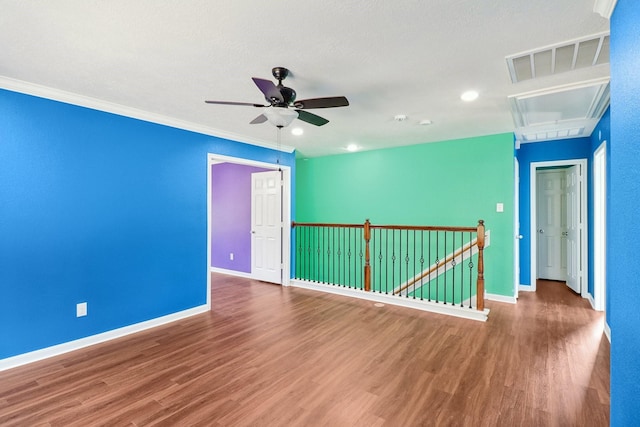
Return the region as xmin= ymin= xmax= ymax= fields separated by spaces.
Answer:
xmin=296 ymin=133 xmax=515 ymax=297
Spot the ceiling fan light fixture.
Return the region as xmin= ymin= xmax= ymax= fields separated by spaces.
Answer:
xmin=264 ymin=107 xmax=299 ymax=127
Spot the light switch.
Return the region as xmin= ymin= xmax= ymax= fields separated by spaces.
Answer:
xmin=496 ymin=203 xmax=504 ymax=213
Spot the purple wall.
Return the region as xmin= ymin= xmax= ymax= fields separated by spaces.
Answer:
xmin=211 ymin=163 xmax=269 ymax=272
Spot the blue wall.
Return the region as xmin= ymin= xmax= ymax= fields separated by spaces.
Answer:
xmin=516 ymin=137 xmax=591 ymax=288
xmin=0 ymin=89 xmax=295 ymax=360
xmin=610 ymin=0 xmax=640 ymax=423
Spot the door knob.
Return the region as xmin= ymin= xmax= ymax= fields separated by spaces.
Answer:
xmin=517 ymin=234 xmax=523 ymax=239
xmin=538 ymin=229 xmax=544 ymax=234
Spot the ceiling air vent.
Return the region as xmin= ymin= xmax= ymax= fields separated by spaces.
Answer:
xmin=506 ymin=32 xmax=609 ymax=83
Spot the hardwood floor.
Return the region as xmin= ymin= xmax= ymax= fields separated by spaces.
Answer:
xmin=0 ymin=276 xmax=609 ymax=426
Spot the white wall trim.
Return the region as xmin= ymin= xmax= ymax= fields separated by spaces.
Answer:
xmin=530 ymin=159 xmax=589 ymax=298
xmin=210 ymin=267 xmax=254 ymax=279
xmin=486 ymin=293 xmax=517 ymax=304
xmin=0 ymin=305 xmax=208 ymax=372
xmin=604 ymin=322 xmax=611 ymax=343
xmin=519 ymin=284 xmax=535 ymax=292
xmin=0 ymin=76 xmax=294 ymax=154
xmin=290 ymin=279 xmax=489 ymax=322
xmin=594 ymin=0 xmax=618 ymax=19
xmin=593 ymin=141 xmax=607 ymax=312
xmin=207 ymin=154 xmax=292 ymax=293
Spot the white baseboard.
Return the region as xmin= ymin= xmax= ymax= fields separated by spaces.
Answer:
xmin=290 ymin=280 xmax=489 ymax=322
xmin=210 ymin=266 xmax=253 ymax=279
xmin=485 ymin=293 xmax=517 ymax=304
xmin=519 ymin=284 xmax=535 ymax=292
xmin=0 ymin=305 xmax=209 ymax=372
xmin=604 ymin=322 xmax=611 ymax=343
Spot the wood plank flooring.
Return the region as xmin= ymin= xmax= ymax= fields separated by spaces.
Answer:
xmin=0 ymin=276 xmax=609 ymax=426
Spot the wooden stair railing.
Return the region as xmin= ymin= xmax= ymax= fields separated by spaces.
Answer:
xmin=291 ymin=220 xmax=486 ymax=311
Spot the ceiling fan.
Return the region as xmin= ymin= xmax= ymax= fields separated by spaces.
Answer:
xmin=205 ymin=67 xmax=349 ymax=128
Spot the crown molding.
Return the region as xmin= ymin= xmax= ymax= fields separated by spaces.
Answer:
xmin=593 ymin=0 xmax=618 ymax=19
xmin=0 ymin=76 xmax=295 ymax=153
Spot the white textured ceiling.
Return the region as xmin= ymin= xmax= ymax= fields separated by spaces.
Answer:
xmin=0 ymin=1 xmax=610 ymax=157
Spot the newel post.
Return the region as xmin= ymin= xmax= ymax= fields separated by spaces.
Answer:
xmin=476 ymin=219 xmax=485 ymax=311
xmin=364 ymin=219 xmax=371 ymax=292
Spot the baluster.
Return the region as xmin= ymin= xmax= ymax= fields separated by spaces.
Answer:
xmin=435 ymin=231 xmax=440 ymax=303
xmin=420 ymin=230 xmax=424 ymax=300
xmin=391 ymin=230 xmax=396 ymax=295
xmin=468 ymin=231 xmax=474 ymax=309
xmin=451 ymin=231 xmax=456 ymax=305
xmin=412 ymin=230 xmax=416 ymax=299
xmin=459 ymin=231 xmax=464 ymax=307
xmin=428 ymin=230 xmax=432 ymax=302
xmin=444 ymin=231 xmax=448 ymax=305
xmin=364 ymin=219 xmax=371 ymax=292
xmin=378 ymin=229 xmax=384 ymax=294
xmin=405 ymin=229 xmax=410 ymax=298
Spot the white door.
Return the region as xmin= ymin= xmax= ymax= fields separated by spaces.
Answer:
xmin=514 ymin=158 xmax=520 ymax=298
xmin=536 ymin=170 xmax=567 ymax=281
xmin=565 ymin=165 xmax=581 ymax=294
xmin=251 ymin=170 xmax=282 ymax=284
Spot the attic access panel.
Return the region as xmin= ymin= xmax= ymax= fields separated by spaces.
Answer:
xmin=509 ymin=78 xmax=610 ymax=143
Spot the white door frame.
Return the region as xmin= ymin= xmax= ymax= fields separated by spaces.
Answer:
xmin=530 ymin=159 xmax=588 ymax=297
xmin=514 ymin=157 xmax=520 ymax=299
xmin=593 ymin=142 xmax=607 ymax=311
xmin=206 ymin=153 xmax=292 ymax=308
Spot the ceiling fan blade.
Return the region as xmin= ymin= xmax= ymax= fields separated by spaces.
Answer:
xmin=205 ymin=100 xmax=267 ymax=107
xmin=296 ymin=110 xmax=329 ymax=126
xmin=252 ymin=78 xmax=284 ymax=103
xmin=250 ymin=114 xmax=268 ymax=124
xmin=294 ymin=96 xmax=349 ymax=109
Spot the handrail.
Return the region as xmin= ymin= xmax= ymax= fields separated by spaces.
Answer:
xmin=291 ymin=221 xmax=364 ymax=229
xmin=393 ymin=240 xmax=478 ymax=296
xmin=291 ymin=219 xmax=485 ymax=311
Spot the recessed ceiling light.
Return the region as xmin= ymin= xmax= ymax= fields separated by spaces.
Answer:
xmin=419 ymin=119 xmax=433 ymax=125
xmin=346 ymin=143 xmax=358 ymax=152
xmin=461 ymin=90 xmax=479 ymax=102
xmin=291 ymin=127 xmax=303 ymax=136
xmin=394 ymin=114 xmax=408 ymax=122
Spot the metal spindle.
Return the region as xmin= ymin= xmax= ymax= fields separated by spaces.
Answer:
xmin=412 ymin=230 xmax=416 ymax=300
xmin=451 ymin=231 xmax=456 ymax=305
xmin=347 ymin=228 xmax=352 ymax=288
xmin=428 ymin=230 xmax=432 ymax=302
xmin=405 ymin=229 xmax=410 ymax=298
xmin=420 ymin=230 xmax=424 ymax=300
xmin=469 ymin=231 xmax=474 ymax=308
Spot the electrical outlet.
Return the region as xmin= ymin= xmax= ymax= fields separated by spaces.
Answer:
xmin=76 ymin=302 xmax=87 ymax=317
xmin=229 ymin=252 xmax=234 ymax=261
xmin=496 ymin=203 xmax=504 ymax=213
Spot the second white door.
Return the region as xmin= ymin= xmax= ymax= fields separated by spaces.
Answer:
xmin=537 ymin=170 xmax=567 ymax=281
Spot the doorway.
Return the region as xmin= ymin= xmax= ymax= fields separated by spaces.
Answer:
xmin=593 ymin=142 xmax=607 ymax=312
xmin=530 ymin=159 xmax=588 ymax=297
xmin=207 ymin=154 xmax=291 ymax=306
